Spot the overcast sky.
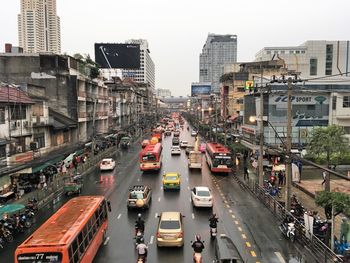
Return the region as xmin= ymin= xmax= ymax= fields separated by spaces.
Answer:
xmin=1 ymin=0 xmax=350 ymax=96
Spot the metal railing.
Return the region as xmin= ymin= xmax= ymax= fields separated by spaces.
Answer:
xmin=234 ymin=176 xmax=343 ymax=263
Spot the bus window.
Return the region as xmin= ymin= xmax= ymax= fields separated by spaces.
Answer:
xmin=83 ymin=226 xmax=89 ymax=249
xmin=88 ymin=219 xmax=93 ymax=241
xmin=78 ymin=232 xmax=85 ymax=255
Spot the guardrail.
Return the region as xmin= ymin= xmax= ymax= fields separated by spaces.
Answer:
xmin=233 ymin=176 xmax=343 ymax=263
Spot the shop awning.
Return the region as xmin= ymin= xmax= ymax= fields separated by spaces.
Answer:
xmin=31 ymin=155 xmax=65 ymax=174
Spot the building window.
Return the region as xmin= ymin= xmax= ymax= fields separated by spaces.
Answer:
xmin=310 ymin=58 xmax=317 ymax=76
xmin=280 ymin=51 xmax=285 ymax=54
xmin=266 ymin=51 xmax=271 ymax=54
xmin=332 ymin=96 xmax=337 ymax=110
xmin=10 ymin=106 xmax=26 ymax=120
xmin=307 ymin=105 xmax=315 ymax=110
xmin=343 ymin=96 xmax=350 ymax=108
xmin=325 ymin=44 xmax=333 ymax=75
xmin=344 ymin=127 xmax=350 ymax=134
xmin=34 ymin=133 xmax=45 ymax=148
xmin=32 ymin=103 xmax=44 ymax=116
xmin=0 ymin=107 xmax=5 ymax=124
xmin=0 ymin=145 xmax=6 ymax=158
xmin=63 ymin=131 xmax=69 ymax=143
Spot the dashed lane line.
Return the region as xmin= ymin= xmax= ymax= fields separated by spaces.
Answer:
xmin=274 ymin=252 xmax=286 ymax=263
xmin=187 ymin=186 xmax=190 ymax=190
xmin=250 ymin=251 xmax=257 ymax=257
xmin=229 ymin=209 xmax=233 ymax=213
xmin=158 ymin=197 xmax=161 ymax=202
xmin=241 ymin=234 xmax=247 ymax=239
xmin=192 ymin=213 xmax=195 ymax=219
xmin=155 ymin=213 xmax=158 ymax=218
xmin=103 ymin=236 xmax=110 ymax=246
xmin=226 ymin=204 xmax=230 ymax=208
xmin=137 ymin=178 xmax=140 ymax=182
xmin=246 ymin=242 xmax=251 ymax=247
xmin=189 ymin=197 xmax=191 ymax=202
xmin=234 ymin=220 xmax=239 ymax=225
xmin=117 ymin=213 xmax=121 ymax=220
xmin=238 ymin=227 xmax=243 ymax=232
xmin=149 ymin=235 xmax=154 ymax=245
xmin=231 ymin=214 xmax=236 ymax=219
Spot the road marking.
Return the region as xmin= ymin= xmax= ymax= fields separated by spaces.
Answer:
xmin=242 ymin=234 xmax=247 ymax=239
xmin=189 ymin=197 xmax=192 ymax=202
xmin=192 ymin=213 xmax=195 ymax=219
xmin=274 ymin=252 xmax=286 ymax=263
xmin=187 ymin=186 xmax=190 ymax=190
xmin=160 ymin=186 xmax=163 ymax=190
xmin=155 ymin=213 xmax=158 ymax=218
xmin=234 ymin=220 xmax=239 ymax=225
xmin=223 ymin=200 xmax=228 ymax=204
xmin=226 ymin=204 xmax=230 ymax=208
xmin=150 ymin=235 xmax=154 ymax=244
xmin=158 ymin=197 xmax=161 ymax=202
xmin=246 ymin=242 xmax=251 ymax=247
xmin=186 ymin=178 xmax=189 ymax=182
xmin=137 ymin=178 xmax=140 ymax=182
xmin=103 ymin=236 xmax=110 ymax=246
xmin=231 ymin=214 xmax=236 ymax=219
xmin=250 ymin=251 xmax=257 ymax=257
xmin=238 ymin=227 xmax=242 ymax=232
xmin=229 ymin=209 xmax=233 ymax=213
xmin=117 ymin=213 xmax=121 ymax=220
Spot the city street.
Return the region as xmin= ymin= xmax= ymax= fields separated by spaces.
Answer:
xmin=3 ymin=125 xmax=313 ymax=263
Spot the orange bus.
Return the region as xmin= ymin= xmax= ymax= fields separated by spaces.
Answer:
xmin=139 ymin=142 xmax=162 ymax=171
xmin=205 ymin=142 xmax=233 ymax=173
xmin=151 ymin=129 xmax=162 ymax=142
xmin=15 ymin=196 xmax=111 ymax=263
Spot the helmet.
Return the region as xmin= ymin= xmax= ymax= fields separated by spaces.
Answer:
xmin=138 ymin=213 xmax=142 ymax=218
xmin=139 ymin=237 xmax=144 ymax=243
xmin=195 ymin=234 xmax=201 ymax=241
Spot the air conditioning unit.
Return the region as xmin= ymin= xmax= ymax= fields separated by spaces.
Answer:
xmin=17 ymin=120 xmax=21 ymax=127
xmin=17 ymin=146 xmax=23 ymax=153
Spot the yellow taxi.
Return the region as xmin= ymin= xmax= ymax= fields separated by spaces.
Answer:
xmin=162 ymin=173 xmax=180 ymax=190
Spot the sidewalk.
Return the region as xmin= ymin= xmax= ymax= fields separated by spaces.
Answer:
xmin=237 ymin=163 xmax=343 ymax=237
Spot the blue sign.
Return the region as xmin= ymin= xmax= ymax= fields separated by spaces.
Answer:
xmin=191 ymin=84 xmax=211 ymax=96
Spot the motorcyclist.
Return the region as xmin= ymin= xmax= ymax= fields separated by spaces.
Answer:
xmin=209 ymin=214 xmax=219 ymax=228
xmin=136 ymin=237 xmax=148 ymax=259
xmin=192 ymin=234 xmax=205 ymax=253
xmin=135 ymin=214 xmax=145 ymax=234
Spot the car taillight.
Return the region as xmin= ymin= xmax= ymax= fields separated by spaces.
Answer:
xmin=156 ymin=232 xmax=161 ymax=238
xmin=178 ymin=231 xmax=183 ymax=238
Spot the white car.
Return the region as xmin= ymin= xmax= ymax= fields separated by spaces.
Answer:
xmin=100 ymin=158 xmax=116 ymax=171
xmin=191 ymin=186 xmax=213 ymax=208
xmin=180 ymin=140 xmax=188 ymax=148
xmin=171 ymin=146 xmax=181 ymax=155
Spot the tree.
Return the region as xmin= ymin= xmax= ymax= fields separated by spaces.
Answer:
xmin=306 ymin=125 xmax=349 ymax=191
xmin=315 ymin=191 xmax=350 ymax=250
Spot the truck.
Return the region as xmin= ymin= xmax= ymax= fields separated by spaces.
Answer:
xmin=188 ymin=151 xmax=202 ymax=170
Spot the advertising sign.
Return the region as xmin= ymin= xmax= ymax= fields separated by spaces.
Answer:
xmin=191 ymin=83 xmax=211 ymax=96
xmin=94 ymin=43 xmax=140 ymax=69
xmin=245 ymin=80 xmax=254 ymax=90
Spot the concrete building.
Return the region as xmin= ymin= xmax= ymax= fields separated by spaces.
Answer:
xmin=0 ymin=53 xmax=108 ymax=146
xmin=199 ymin=34 xmax=237 ymax=93
xmin=18 ymin=0 xmax=61 ymax=54
xmin=122 ymin=39 xmax=155 ymax=93
xmin=241 ymin=82 xmax=350 ymax=151
xmin=255 ymin=40 xmax=350 ymax=79
xmin=156 ymin=89 xmax=171 ymax=98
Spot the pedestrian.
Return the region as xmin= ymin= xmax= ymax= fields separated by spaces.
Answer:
xmin=243 ymin=166 xmax=249 ymax=180
xmin=278 ymin=171 xmax=284 ymax=186
xmin=61 ymin=164 xmax=67 ymax=176
xmin=321 ymin=171 xmax=327 ymax=186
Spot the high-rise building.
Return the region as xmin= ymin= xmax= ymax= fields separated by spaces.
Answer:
xmin=122 ymin=39 xmax=155 ymax=92
xmin=255 ymin=40 xmax=350 ymax=78
xmin=18 ymin=0 xmax=61 ymax=53
xmin=156 ymin=89 xmax=171 ymax=98
xmin=199 ymin=34 xmax=237 ymax=93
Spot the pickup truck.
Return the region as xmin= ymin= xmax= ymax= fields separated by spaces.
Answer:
xmin=188 ymin=151 xmax=202 ymax=170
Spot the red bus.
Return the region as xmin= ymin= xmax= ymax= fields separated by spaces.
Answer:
xmin=140 ymin=142 xmax=163 ymax=171
xmin=205 ymin=143 xmax=233 ymax=173
xmin=15 ymin=196 xmax=111 ymax=263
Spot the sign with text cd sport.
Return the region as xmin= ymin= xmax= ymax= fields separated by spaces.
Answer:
xmin=94 ymin=43 xmax=140 ymax=69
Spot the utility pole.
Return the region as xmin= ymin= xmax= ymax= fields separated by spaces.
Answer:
xmin=258 ymin=65 xmax=264 ymax=187
xmin=285 ymin=77 xmax=293 ymax=211
xmin=215 ymin=95 xmax=218 ymax=143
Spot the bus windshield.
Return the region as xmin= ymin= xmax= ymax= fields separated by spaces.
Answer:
xmin=213 ymin=155 xmax=232 ymax=166
xmin=17 ymin=252 xmax=62 ymax=263
xmin=142 ymin=153 xmax=156 ymax=162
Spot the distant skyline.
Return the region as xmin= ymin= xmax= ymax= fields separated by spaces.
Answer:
xmin=1 ymin=0 xmax=350 ymax=96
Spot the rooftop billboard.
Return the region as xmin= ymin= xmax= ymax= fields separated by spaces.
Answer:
xmin=191 ymin=83 xmax=211 ymax=96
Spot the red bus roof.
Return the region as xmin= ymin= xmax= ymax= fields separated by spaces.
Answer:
xmin=18 ymin=196 xmax=104 ymax=248
xmin=206 ymin=143 xmax=231 ymax=155
xmin=140 ymin=143 xmax=162 ymax=156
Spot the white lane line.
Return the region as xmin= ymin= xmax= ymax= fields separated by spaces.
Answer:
xmin=189 ymin=197 xmax=192 ymax=202
xmin=186 ymin=178 xmax=189 ymax=181
xmin=103 ymin=236 xmax=110 ymax=245
xmin=160 ymin=186 xmax=163 ymax=190
xmin=238 ymin=227 xmax=242 ymax=232
xmin=187 ymin=186 xmax=190 ymax=190
xmin=149 ymin=235 xmax=154 ymax=244
xmin=158 ymin=197 xmax=161 ymax=202
xmin=191 ymin=213 xmax=195 ymax=219
xmin=137 ymin=178 xmax=140 ymax=182
xmin=274 ymin=252 xmax=286 ymax=263
xmin=155 ymin=213 xmax=158 ymax=218
xmin=117 ymin=213 xmax=121 ymax=220
xmin=229 ymin=209 xmax=233 ymax=213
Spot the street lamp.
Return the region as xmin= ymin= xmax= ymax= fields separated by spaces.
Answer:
xmin=208 ymin=107 xmax=213 ymax=141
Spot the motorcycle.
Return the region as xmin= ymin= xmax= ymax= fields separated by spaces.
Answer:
xmin=279 ymin=222 xmax=296 ymax=242
xmin=0 ymin=225 xmax=14 ymax=243
xmin=134 ymin=225 xmax=144 ymax=247
xmin=20 ymin=213 xmax=32 ymax=228
xmin=210 ymin=226 xmax=217 ymax=239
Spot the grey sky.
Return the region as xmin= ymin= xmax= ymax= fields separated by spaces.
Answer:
xmin=1 ymin=0 xmax=349 ymax=96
